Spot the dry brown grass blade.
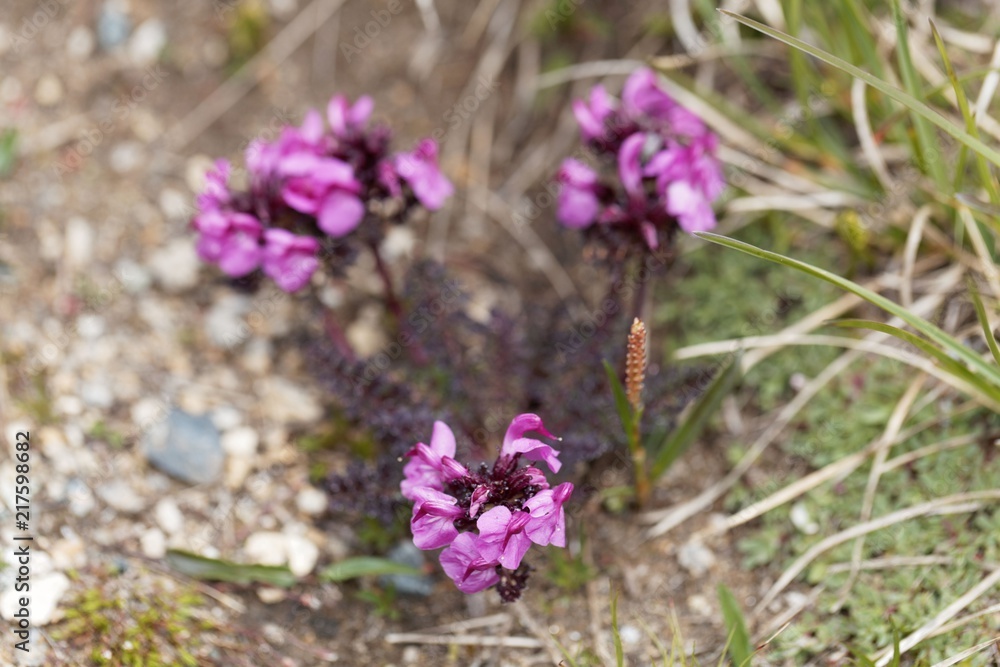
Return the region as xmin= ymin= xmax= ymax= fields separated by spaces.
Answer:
xmin=852 ymin=78 xmax=893 ymax=190
xmin=874 ymin=568 xmax=1000 ymax=666
xmin=754 ymin=491 xmax=1000 ymax=614
xmin=930 ymin=637 xmax=1000 ymax=667
xmin=645 ymin=347 xmax=862 ymax=538
xmin=163 ymin=0 xmax=347 ymax=152
xmin=926 ymin=602 xmax=1000 ymax=642
xmin=832 ymin=374 xmax=926 ymax=611
xmin=475 ymin=188 xmax=586 ymax=321
xmin=958 ymin=205 xmax=1000 ymax=298
xmin=901 ymin=205 xmax=932 ymax=308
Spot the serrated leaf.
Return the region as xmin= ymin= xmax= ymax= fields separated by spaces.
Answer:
xmin=165 ymin=549 xmax=297 ymax=587
xmin=318 ymin=557 xmax=421 ymax=582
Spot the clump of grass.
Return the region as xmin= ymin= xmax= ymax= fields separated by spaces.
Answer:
xmin=53 ymin=570 xmax=220 ymax=667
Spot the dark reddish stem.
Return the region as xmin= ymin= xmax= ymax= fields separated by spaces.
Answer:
xmin=323 ymin=310 xmax=357 ymax=363
xmin=369 ymin=243 xmax=429 ymax=365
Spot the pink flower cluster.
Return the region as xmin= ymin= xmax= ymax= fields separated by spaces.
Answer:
xmin=557 ymin=68 xmax=725 ymax=250
xmin=402 ymin=414 xmax=573 ymax=601
xmin=192 ymin=95 xmax=454 ymax=292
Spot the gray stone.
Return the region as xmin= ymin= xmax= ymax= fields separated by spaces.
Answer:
xmin=147 ymin=238 xmax=200 ymax=292
xmin=677 ymin=540 xmax=715 ymax=577
xmin=143 ymin=409 xmax=224 ymax=484
xmin=97 ymin=1 xmax=131 ymax=50
xmin=382 ymin=541 xmax=432 ymax=597
xmin=65 ymin=478 xmax=95 ymax=517
xmin=128 ymin=18 xmax=166 ymax=66
xmin=205 ymin=295 xmax=252 ymax=348
xmin=96 ymin=480 xmax=146 ymax=513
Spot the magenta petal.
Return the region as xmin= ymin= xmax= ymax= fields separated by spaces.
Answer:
xmin=317 ymin=190 xmax=365 ymax=237
xmin=618 ymin=133 xmax=645 ymax=198
xmin=622 ymin=67 xmax=675 ymax=120
xmin=524 ymin=482 xmax=573 ymax=547
xmin=502 ymin=414 xmax=556 ymax=451
xmin=475 ymin=507 xmax=532 ymax=571
xmin=413 ymin=170 xmax=454 ymax=210
xmin=300 ymin=109 xmax=324 ymax=144
xmin=667 ymin=180 xmax=716 ymax=233
xmin=469 ymin=486 xmax=489 ymax=518
xmin=439 ymin=533 xmax=500 ymax=594
xmin=440 ymin=456 xmax=469 ymax=482
xmin=429 ymin=421 xmax=457 ymax=458
xmin=327 ymin=95 xmax=349 ymax=136
xmin=261 ymin=229 xmax=319 ymax=292
xmin=503 ymin=438 xmax=562 ymax=473
xmin=218 ymin=232 xmax=262 ymax=277
xmin=193 ymin=210 xmax=229 ymax=236
xmin=639 ymin=221 xmax=659 ymax=250
xmin=558 ymin=186 xmax=600 ymax=228
xmin=572 ymin=98 xmax=604 ymax=140
xmin=410 ymin=489 xmax=462 ymax=550
xmin=196 ymin=233 xmax=224 ymax=262
xmin=559 ymin=158 xmax=598 ymax=187
xmin=349 ymin=95 xmax=374 ymax=126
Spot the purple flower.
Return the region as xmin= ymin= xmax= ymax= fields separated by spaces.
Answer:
xmin=558 ymin=67 xmax=725 ymax=251
xmin=261 ymin=228 xmax=319 ymax=292
xmin=618 ymin=133 xmax=646 ymax=200
xmin=328 ymin=94 xmax=374 ymax=138
xmin=277 ymin=152 xmax=366 ymax=238
xmin=556 ymin=159 xmax=601 ymax=229
xmin=394 ymin=139 xmax=453 ymax=210
xmin=665 ymin=180 xmax=716 ymax=233
xmin=402 ymin=414 xmax=572 ymax=601
xmin=523 ymin=482 xmax=573 ymax=548
xmin=622 ymin=68 xmax=675 ymax=121
xmin=197 ymin=159 xmax=232 ymax=212
xmin=572 ymin=84 xmax=615 ymax=141
xmin=476 ymin=506 xmax=532 ymax=570
xmin=410 ymin=487 xmax=464 ymax=550
xmin=194 ymin=211 xmax=263 ymax=278
xmin=402 ymin=421 xmax=468 ymax=500
xmin=439 ymin=532 xmax=501 ymax=594
xmin=500 ymin=413 xmax=561 ymax=473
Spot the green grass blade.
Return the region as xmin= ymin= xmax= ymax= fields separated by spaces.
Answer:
xmin=648 ymin=351 xmax=742 ymax=480
xmin=930 ymin=20 xmax=1000 ymax=204
xmin=966 ymin=279 xmax=1000 ymax=367
xmin=611 ymin=590 xmax=625 ymax=667
xmin=165 ymin=549 xmax=297 ymax=587
xmin=319 ymin=557 xmax=421 ymax=582
xmin=0 ymin=128 xmax=17 ymax=178
xmin=603 ymin=359 xmax=635 ymax=437
xmin=717 ymin=10 xmax=1000 ymax=169
xmin=718 ymin=584 xmax=754 ymax=667
xmin=849 ymin=645 xmax=878 ymax=667
xmin=891 ymin=0 xmax=947 ymax=188
xmin=832 ymin=319 xmax=1000 ymax=402
xmin=696 ymin=232 xmax=1000 ymax=387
